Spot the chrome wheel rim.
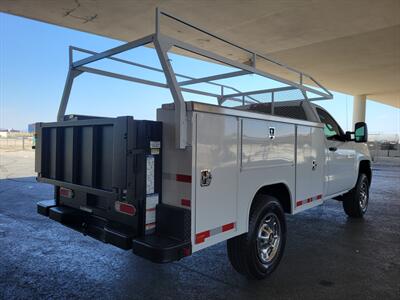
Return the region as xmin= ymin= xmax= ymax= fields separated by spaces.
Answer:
xmin=256 ymin=213 xmax=281 ymax=264
xmin=359 ymin=180 xmax=368 ymax=212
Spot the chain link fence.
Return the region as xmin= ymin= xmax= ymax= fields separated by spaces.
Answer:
xmin=0 ymin=137 xmax=34 ymax=150
xmin=368 ymin=141 xmax=399 ymax=161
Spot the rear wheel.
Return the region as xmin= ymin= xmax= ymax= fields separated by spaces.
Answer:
xmin=227 ymin=195 xmax=286 ymax=279
xmin=342 ymin=173 xmax=369 ymax=218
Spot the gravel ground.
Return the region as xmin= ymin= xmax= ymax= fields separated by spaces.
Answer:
xmin=0 ymin=149 xmax=35 ymax=179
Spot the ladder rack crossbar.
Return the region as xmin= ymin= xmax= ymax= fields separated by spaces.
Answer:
xmin=58 ymin=8 xmax=333 ymax=149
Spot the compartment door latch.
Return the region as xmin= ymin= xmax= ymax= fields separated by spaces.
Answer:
xmin=312 ymin=160 xmax=318 ymax=171
xmin=200 ymin=169 xmax=212 ymax=187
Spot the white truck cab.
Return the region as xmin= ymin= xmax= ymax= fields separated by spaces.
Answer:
xmin=312 ymin=104 xmax=371 ymax=197
xmin=35 ymin=9 xmax=372 ymax=280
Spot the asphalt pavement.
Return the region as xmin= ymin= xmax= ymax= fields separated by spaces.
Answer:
xmin=0 ymin=150 xmax=399 ymax=299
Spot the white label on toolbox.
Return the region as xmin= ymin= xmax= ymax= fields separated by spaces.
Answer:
xmin=145 ymin=194 xmax=159 ymax=234
xmin=151 ymin=148 xmax=160 ymax=155
xmin=150 ymin=141 xmax=161 ymax=148
xmin=145 ymin=223 xmax=156 ymax=231
xmin=146 ymin=194 xmax=159 ymax=209
xmin=146 ymin=155 xmax=155 ymax=195
xmin=146 ymin=210 xmax=156 ymax=224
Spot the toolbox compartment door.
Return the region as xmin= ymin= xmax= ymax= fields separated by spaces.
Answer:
xmin=194 ymin=113 xmax=239 ymax=246
xmin=295 ymin=125 xmax=325 ymax=211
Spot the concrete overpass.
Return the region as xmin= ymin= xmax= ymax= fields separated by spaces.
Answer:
xmin=1 ymin=0 xmax=399 ymax=124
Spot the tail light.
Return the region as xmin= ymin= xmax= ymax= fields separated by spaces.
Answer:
xmin=115 ymin=201 xmax=136 ymax=216
xmin=59 ymin=187 xmax=74 ymax=198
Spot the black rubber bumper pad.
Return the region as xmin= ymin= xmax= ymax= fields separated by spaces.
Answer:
xmin=37 ymin=199 xmax=57 ymax=216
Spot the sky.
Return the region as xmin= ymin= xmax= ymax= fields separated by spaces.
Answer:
xmin=0 ymin=12 xmax=399 ymax=136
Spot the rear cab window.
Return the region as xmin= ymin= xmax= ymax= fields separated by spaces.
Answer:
xmin=315 ymin=107 xmax=344 ymax=140
xmin=240 ymin=102 xmax=308 ymax=121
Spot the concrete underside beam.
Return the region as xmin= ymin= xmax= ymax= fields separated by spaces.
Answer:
xmin=1 ymin=0 xmax=399 ymax=109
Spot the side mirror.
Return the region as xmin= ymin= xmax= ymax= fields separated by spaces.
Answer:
xmin=354 ymin=122 xmax=368 ymax=143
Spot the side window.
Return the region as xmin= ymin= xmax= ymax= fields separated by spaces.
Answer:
xmin=316 ymin=108 xmax=343 ymax=139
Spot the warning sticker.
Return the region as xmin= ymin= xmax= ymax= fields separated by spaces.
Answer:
xmin=145 ymin=194 xmax=159 ymax=234
xmin=146 ymin=194 xmax=159 ymax=209
xmin=150 ymin=141 xmax=161 ymax=148
xmin=146 ymin=156 xmax=155 ymax=195
xmin=145 ymin=194 xmax=159 ymax=224
xmin=151 ymin=148 xmax=160 ymax=155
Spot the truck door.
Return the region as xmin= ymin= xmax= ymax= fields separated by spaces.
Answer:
xmin=315 ymin=107 xmax=356 ymax=196
xmin=194 ymin=113 xmax=239 ymax=247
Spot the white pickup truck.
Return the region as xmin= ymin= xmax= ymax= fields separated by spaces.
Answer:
xmin=156 ymin=100 xmax=371 ymax=279
xmin=35 ymin=10 xmax=372 ymax=279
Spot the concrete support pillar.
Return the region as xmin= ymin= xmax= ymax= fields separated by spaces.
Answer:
xmin=353 ymin=94 xmax=367 ymax=126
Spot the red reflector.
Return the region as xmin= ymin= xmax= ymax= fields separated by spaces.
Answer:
xmin=296 ymin=200 xmax=303 ymax=207
xmin=317 ymin=194 xmax=322 ymax=200
xmin=59 ymin=187 xmax=74 ymax=198
xmin=222 ymin=222 xmax=235 ymax=232
xmin=195 ymin=230 xmax=210 ymax=244
xmin=181 ymin=199 xmax=191 ymax=207
xmin=176 ymin=174 xmax=192 ymax=183
xmin=115 ymin=201 xmax=136 ymax=216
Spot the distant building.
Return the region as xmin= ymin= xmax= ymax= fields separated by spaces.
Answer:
xmin=369 ymin=133 xmax=399 ymax=143
xmin=0 ymin=129 xmax=8 ymax=138
xmin=28 ymin=123 xmax=35 ymax=133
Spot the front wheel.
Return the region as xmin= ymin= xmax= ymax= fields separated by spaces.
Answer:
xmin=227 ymin=195 xmax=286 ymax=279
xmin=342 ymin=173 xmax=369 ymax=218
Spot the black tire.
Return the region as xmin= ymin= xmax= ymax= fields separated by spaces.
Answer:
xmin=227 ymin=194 xmax=286 ymax=279
xmin=342 ymin=173 xmax=369 ymax=218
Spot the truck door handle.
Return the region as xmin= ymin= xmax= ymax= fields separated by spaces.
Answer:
xmin=329 ymin=147 xmax=337 ymax=152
